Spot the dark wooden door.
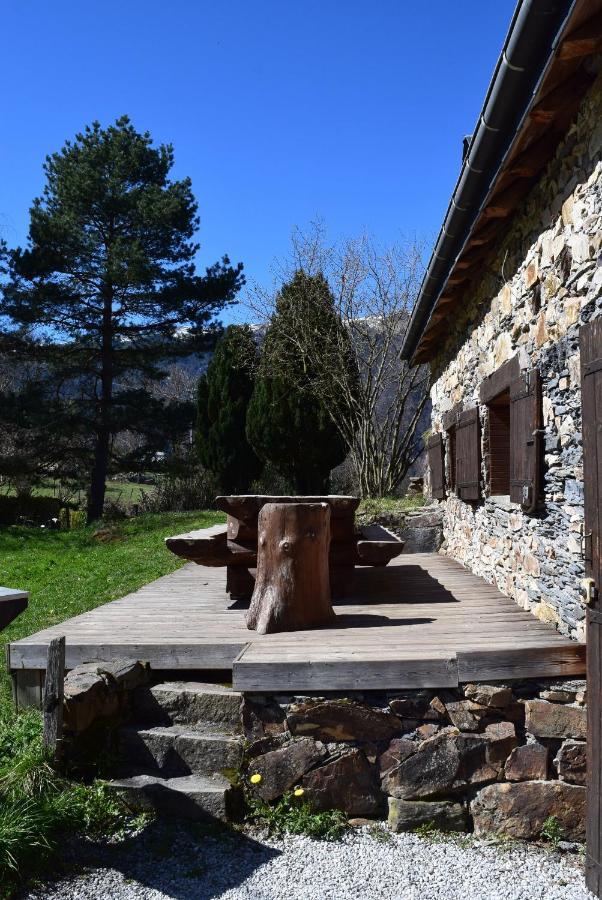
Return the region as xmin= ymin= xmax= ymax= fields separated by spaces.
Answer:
xmin=582 ymin=317 xmax=602 ymax=896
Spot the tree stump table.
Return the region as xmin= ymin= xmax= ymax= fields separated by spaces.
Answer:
xmin=246 ymin=502 xmax=335 ymax=634
xmin=217 ymin=494 xmax=360 ymax=600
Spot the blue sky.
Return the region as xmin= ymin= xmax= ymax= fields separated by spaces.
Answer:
xmin=2 ymin=0 xmax=516 ymax=320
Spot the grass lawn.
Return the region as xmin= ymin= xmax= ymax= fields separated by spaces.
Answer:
xmin=0 ymin=478 xmax=151 ymax=506
xmin=0 ymin=509 xmax=224 ymax=897
xmin=0 ymin=509 xmax=224 ymax=709
xmin=356 ymin=494 xmax=426 ymax=523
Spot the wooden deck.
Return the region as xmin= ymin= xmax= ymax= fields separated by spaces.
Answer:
xmin=8 ymin=554 xmax=585 ymax=692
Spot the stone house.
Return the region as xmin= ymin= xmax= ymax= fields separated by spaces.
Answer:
xmin=402 ymin=0 xmax=602 ymax=643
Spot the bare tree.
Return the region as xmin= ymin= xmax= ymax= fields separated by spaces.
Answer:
xmin=245 ymin=222 xmax=429 ymax=497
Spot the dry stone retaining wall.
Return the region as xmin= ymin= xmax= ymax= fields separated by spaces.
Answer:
xmin=428 ymin=71 xmax=602 ymax=638
xmin=242 ymin=678 xmax=587 ymax=840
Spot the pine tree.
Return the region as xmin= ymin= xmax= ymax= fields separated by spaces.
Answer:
xmin=246 ymin=271 xmax=348 ymax=493
xmin=196 ymin=325 xmax=262 ymax=493
xmin=0 ymin=117 xmax=243 ymax=521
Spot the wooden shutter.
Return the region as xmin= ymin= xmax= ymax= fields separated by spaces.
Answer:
xmin=509 ymin=369 xmax=541 ymax=510
xmin=456 ymin=407 xmax=480 ymax=501
xmin=427 ymin=434 xmax=445 ymax=499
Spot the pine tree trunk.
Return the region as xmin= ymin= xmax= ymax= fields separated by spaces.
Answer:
xmin=246 ymin=502 xmax=334 ymax=634
xmin=87 ymin=429 xmax=110 ymax=523
xmin=87 ymin=289 xmax=113 ymax=524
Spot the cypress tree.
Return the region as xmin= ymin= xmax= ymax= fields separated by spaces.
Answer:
xmin=246 ymin=271 xmax=348 ymax=493
xmin=196 ymin=325 xmax=262 ymax=493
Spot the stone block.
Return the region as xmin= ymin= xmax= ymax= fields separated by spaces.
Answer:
xmin=463 ymin=684 xmax=513 ymax=709
xmin=250 ymin=738 xmax=327 ymax=801
xmin=471 ymin=781 xmax=585 ymax=840
xmin=64 ymin=664 xmax=118 ymax=733
xmin=378 ymin=738 xmax=416 ymax=777
xmin=382 ymin=731 xmax=496 ymax=801
xmin=388 ymin=798 xmax=468 ymax=833
xmin=287 ymin=700 xmax=402 ymax=742
xmin=445 ymin=700 xmax=487 ymax=732
xmin=525 ymin=699 xmax=587 ymax=740
xmin=96 ymin=659 xmax=150 ymax=691
xmin=302 ymin=749 xmax=384 ymax=816
xmin=554 ymin=740 xmax=586 ymax=786
xmin=416 ymin=723 xmax=439 ymax=740
xmin=484 ymin=721 xmax=518 ymax=769
xmin=504 ymin=743 xmax=548 ymax=781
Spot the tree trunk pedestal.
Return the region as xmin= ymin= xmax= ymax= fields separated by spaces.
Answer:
xmin=245 ymin=502 xmax=335 ymax=634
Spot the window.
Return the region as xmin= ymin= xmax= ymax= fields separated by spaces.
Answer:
xmin=487 ymin=391 xmax=511 ymax=495
xmin=447 ymin=427 xmax=456 ymax=491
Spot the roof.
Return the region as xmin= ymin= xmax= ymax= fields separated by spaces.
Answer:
xmin=401 ymin=0 xmax=602 ymax=365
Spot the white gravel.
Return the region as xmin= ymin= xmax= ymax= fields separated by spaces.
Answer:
xmin=22 ymin=824 xmax=594 ymax=900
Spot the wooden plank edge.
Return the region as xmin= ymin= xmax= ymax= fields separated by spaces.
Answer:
xmin=457 ymin=644 xmax=586 ymax=682
xmin=9 ymin=641 xmax=249 ymax=671
xmin=233 ymin=654 xmax=459 ymax=692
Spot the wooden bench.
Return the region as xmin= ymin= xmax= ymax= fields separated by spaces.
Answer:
xmin=0 ymin=587 xmax=28 ymax=631
xmin=165 ymin=497 xmax=404 ymax=601
xmin=166 ymin=521 xmax=404 ymax=568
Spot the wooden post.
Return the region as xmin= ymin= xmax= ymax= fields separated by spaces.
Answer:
xmin=226 ymin=566 xmax=255 ymax=601
xmin=42 ymin=636 xmax=65 ymax=757
xmin=246 ymin=503 xmax=335 ymax=634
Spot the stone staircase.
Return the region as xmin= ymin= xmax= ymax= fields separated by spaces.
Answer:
xmin=106 ymin=681 xmax=244 ymax=821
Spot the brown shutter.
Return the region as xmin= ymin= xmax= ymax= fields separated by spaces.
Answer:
xmin=509 ymin=369 xmax=542 ymax=510
xmin=456 ymin=407 xmax=480 ymax=501
xmin=427 ymin=433 xmax=445 ymax=500
xmin=581 ymin=317 xmax=602 ymax=585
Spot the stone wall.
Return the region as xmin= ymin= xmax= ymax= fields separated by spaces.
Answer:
xmin=242 ymin=679 xmax=587 ymax=840
xmin=428 ymin=69 xmax=602 ymax=638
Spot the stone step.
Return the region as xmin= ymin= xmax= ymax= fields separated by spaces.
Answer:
xmin=133 ymin=681 xmax=242 ymax=731
xmin=118 ymin=724 xmax=243 ymax=777
xmin=106 ymin=771 xmax=237 ymax=822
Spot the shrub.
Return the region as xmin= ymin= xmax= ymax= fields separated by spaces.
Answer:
xmin=140 ymin=470 xmax=219 ymax=513
xmin=540 ymin=815 xmax=565 ymax=846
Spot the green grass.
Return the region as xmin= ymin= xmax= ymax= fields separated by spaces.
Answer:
xmin=0 ymin=478 xmax=150 ymax=506
xmin=356 ymin=494 xmax=426 ymax=524
xmin=0 ymin=509 xmax=224 ymax=707
xmin=0 ymin=509 xmax=224 ymax=897
xmin=245 ymin=788 xmax=347 ymax=841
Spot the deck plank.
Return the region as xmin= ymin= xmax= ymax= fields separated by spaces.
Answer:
xmin=8 ymin=553 xmax=585 ymax=689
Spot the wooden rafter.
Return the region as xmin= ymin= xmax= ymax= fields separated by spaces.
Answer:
xmin=558 ymin=10 xmax=602 ymax=59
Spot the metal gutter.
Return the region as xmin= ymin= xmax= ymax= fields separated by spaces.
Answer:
xmin=401 ymin=0 xmax=577 ymax=361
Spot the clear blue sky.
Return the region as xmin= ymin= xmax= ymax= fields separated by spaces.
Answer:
xmin=1 ymin=0 xmax=516 ymax=320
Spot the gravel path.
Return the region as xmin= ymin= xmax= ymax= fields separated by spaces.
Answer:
xmin=22 ymin=823 xmax=594 ymax=900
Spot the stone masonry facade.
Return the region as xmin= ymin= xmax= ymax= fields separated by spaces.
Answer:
xmin=243 ymin=680 xmax=587 ymax=839
xmin=60 ymin=664 xmax=587 ymax=838
xmin=429 ymin=71 xmax=602 ymax=639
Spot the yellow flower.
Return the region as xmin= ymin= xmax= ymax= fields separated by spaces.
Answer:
xmin=294 ymin=788 xmax=304 ymax=797
xmin=250 ymin=773 xmax=262 ymax=784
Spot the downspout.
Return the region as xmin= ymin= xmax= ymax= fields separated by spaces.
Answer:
xmin=401 ymin=0 xmax=577 ymax=361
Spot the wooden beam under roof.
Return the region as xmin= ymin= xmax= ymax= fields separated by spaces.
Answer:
xmin=482 ymin=178 xmax=534 ymax=219
xmin=506 ymin=132 xmax=561 ymax=178
xmin=558 ymin=9 xmax=602 ymax=59
xmin=530 ymin=68 xmax=595 ymax=124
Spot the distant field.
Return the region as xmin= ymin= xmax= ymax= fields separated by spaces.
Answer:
xmin=0 ymin=509 xmax=225 ymax=709
xmin=0 ymin=478 xmax=151 ymax=506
